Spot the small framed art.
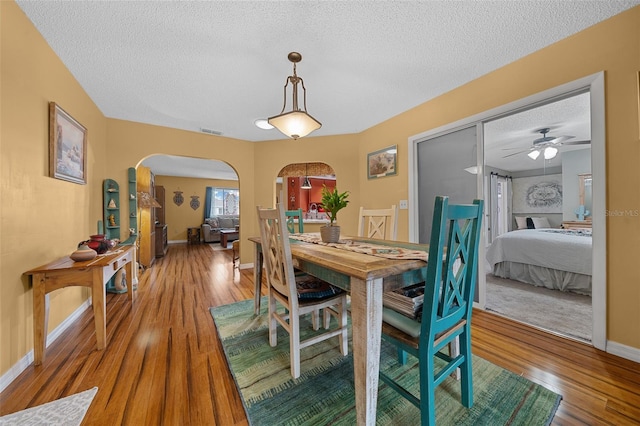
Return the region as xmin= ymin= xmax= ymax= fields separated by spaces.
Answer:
xmin=367 ymin=145 xmax=397 ymax=179
xmin=49 ymin=102 xmax=87 ymax=184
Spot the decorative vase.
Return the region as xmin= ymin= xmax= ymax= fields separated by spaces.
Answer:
xmin=320 ymin=225 xmax=341 ymax=243
xmin=86 ymin=234 xmax=109 ymax=254
xmin=70 ymin=243 xmax=97 ymax=262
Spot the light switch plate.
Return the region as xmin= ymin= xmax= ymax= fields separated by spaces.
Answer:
xmin=399 ymin=200 xmax=408 ymax=209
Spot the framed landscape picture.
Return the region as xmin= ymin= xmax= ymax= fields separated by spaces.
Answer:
xmin=49 ymin=102 xmax=87 ymax=184
xmin=367 ymin=145 xmax=397 ymax=179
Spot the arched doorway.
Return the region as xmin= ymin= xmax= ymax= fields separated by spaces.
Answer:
xmin=137 ymin=154 xmax=239 ymax=266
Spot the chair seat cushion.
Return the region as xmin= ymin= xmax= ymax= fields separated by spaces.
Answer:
xmin=295 ymin=274 xmax=343 ymax=300
xmin=382 ymin=306 xmax=421 ymax=338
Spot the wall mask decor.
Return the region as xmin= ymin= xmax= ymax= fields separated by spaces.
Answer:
xmin=173 ymin=190 xmax=184 ymax=206
xmin=190 ymin=195 xmax=200 ymax=210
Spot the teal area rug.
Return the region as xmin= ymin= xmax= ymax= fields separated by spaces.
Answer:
xmin=211 ymin=299 xmax=561 ymax=425
xmin=0 ymin=387 xmax=97 ymax=426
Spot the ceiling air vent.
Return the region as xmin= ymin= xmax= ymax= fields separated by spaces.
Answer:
xmin=200 ymin=127 xmax=223 ymax=136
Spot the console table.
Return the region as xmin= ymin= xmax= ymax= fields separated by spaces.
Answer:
xmin=24 ymin=245 xmax=136 ymax=365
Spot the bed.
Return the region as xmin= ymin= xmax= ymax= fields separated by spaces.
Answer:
xmin=486 ymin=228 xmax=592 ymax=295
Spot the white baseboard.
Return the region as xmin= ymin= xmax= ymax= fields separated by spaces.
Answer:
xmin=0 ymin=299 xmax=91 ymax=394
xmin=606 ymin=340 xmax=640 ymax=363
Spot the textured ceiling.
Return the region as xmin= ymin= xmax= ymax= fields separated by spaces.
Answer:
xmin=15 ymin=1 xmax=638 ymax=177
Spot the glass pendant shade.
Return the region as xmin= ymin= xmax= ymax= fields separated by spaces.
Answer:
xmin=544 ymin=146 xmax=558 ymax=159
xmin=268 ymin=111 xmax=321 ymax=140
xmin=528 ymin=150 xmax=541 ymax=160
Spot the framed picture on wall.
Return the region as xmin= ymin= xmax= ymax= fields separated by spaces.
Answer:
xmin=512 ymin=174 xmax=563 ymax=213
xmin=49 ymin=102 xmax=87 ymax=184
xmin=367 ymin=145 xmax=397 ymax=179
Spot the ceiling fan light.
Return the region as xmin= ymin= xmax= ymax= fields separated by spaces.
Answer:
xmin=544 ymin=146 xmax=558 ymax=159
xmin=528 ymin=150 xmax=540 ymax=160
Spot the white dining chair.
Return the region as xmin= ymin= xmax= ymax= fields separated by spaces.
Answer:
xmin=357 ymin=205 xmax=398 ymax=240
xmin=256 ymin=204 xmax=349 ymax=379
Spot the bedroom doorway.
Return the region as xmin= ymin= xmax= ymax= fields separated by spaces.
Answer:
xmin=408 ymin=72 xmax=606 ymax=349
xmin=482 ymin=91 xmax=593 ymax=343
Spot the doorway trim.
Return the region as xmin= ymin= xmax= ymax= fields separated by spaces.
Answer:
xmin=407 ymin=72 xmax=606 ymax=351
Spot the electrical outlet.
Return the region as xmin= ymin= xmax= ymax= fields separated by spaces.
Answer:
xmin=399 ymin=200 xmax=408 ymax=209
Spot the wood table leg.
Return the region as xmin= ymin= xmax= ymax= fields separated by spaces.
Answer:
xmin=350 ymin=277 xmax=383 ymax=426
xmin=92 ymin=268 xmax=107 ymax=350
xmin=253 ymin=245 xmax=263 ymax=315
xmin=32 ymin=273 xmax=48 ymax=365
xmin=125 ymin=257 xmax=135 ymax=301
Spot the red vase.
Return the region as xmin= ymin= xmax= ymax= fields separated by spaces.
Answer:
xmin=87 ymin=234 xmax=108 ymax=254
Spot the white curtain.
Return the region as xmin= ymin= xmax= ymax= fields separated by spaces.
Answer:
xmin=505 ymin=178 xmax=513 ymax=232
xmin=489 ymin=173 xmax=512 ymax=243
xmin=490 ymin=174 xmax=499 ymax=243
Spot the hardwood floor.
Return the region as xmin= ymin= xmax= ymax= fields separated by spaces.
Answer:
xmin=1 ymin=242 xmax=639 ymax=425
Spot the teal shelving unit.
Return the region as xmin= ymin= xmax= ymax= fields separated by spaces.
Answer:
xmin=121 ymin=167 xmax=138 ymax=246
xmin=103 ymin=179 xmax=120 ymax=241
xmin=103 ymin=176 xmax=136 ymax=294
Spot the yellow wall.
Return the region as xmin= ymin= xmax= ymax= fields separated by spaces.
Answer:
xmin=154 ymin=176 xmax=239 ymax=242
xmin=105 ymin=119 xmax=259 ymax=268
xmin=2 ymin=0 xmax=640 ymax=379
xmin=358 ymin=7 xmax=640 ymax=347
xmin=1 ymin=2 xmax=109 ymax=373
xmin=252 ymin=134 xmax=362 ymax=234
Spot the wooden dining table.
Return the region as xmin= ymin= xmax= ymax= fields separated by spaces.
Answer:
xmin=249 ymin=235 xmax=428 ymax=426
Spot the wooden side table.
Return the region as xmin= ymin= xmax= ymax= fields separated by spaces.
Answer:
xmin=232 ymin=240 xmax=240 ymax=269
xmin=24 ymin=245 xmax=136 ymax=365
xmin=187 ymin=227 xmax=201 ymax=244
xmin=562 ymin=220 xmax=592 ymax=230
xmin=219 ymin=229 xmax=239 ymax=247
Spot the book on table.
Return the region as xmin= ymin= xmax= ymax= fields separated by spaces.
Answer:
xmin=383 ymin=282 xmax=425 ymax=319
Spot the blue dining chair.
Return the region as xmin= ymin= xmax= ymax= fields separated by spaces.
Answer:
xmin=285 ymin=208 xmax=304 ymax=234
xmin=380 ymin=196 xmax=483 ymax=425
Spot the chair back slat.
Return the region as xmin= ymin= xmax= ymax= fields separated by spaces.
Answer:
xmin=358 ymin=205 xmax=398 ymax=240
xmin=285 ymin=208 xmax=304 ymax=234
xmin=256 ymin=205 xmax=298 ymax=307
xmin=421 ymin=197 xmax=484 ymax=339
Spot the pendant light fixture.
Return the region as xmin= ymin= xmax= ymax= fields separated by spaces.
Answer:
xmin=301 ymin=163 xmax=312 ymax=189
xmin=268 ymin=52 xmax=321 ymax=140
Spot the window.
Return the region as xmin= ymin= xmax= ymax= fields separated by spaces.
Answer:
xmin=205 ymin=187 xmax=239 ymax=217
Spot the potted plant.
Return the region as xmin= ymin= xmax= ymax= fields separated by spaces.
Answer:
xmin=320 ymin=185 xmax=350 ymax=243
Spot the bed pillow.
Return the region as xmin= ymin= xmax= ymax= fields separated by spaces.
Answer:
xmin=526 ymin=217 xmax=535 ymax=229
xmin=515 ymin=216 xmax=528 ymax=230
xmin=532 ymin=217 xmax=551 ymax=229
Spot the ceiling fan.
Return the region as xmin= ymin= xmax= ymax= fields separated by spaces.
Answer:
xmin=502 ymin=127 xmax=590 ymax=160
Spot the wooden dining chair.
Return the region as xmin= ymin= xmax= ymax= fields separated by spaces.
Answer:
xmin=379 ymin=196 xmax=483 ymax=425
xmin=357 ymin=205 xmax=398 ymax=240
xmin=256 ymin=204 xmax=348 ymax=379
xmin=285 ymin=208 xmax=304 ymax=234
